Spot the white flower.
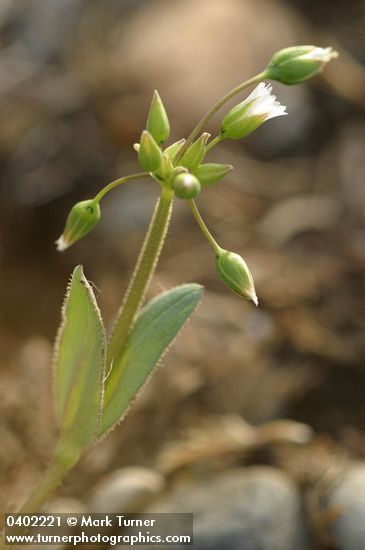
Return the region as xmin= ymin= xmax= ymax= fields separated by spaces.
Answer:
xmin=221 ymin=82 xmax=287 ymax=140
xmin=242 ymin=82 xmax=287 ymax=120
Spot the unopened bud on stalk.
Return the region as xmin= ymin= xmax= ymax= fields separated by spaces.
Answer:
xmin=156 ymin=152 xmax=173 ymax=181
xmin=221 ymin=83 xmax=287 ymax=140
xmin=56 ymin=200 xmax=101 ymax=251
xmin=171 ymin=172 xmax=201 ymax=199
xmin=180 ymin=132 xmax=210 ymax=169
xmin=146 ymin=90 xmax=170 ymax=144
xmin=265 ymin=45 xmax=338 ymax=85
xmin=194 ymin=163 xmax=233 ymax=187
xmin=138 ymin=130 xmax=162 ymax=172
xmin=216 ymin=249 xmax=258 ymax=306
xmin=164 ymin=139 xmax=186 ymax=163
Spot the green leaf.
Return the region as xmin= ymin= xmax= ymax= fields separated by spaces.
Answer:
xmin=99 ymin=284 xmax=203 ymax=437
xmin=53 ymin=265 xmax=106 ymax=463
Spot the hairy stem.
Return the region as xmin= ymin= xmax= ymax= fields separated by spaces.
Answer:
xmin=174 ymin=72 xmax=265 ymax=163
xmin=1 ymin=458 xmax=71 ymax=547
xmin=107 ymin=186 xmax=174 ymax=366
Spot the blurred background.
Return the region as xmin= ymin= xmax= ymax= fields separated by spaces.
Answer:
xmin=0 ymin=0 xmax=365 ymax=548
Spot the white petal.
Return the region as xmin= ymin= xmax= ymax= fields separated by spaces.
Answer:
xmin=245 ymin=82 xmax=268 ymax=103
xmin=55 ymin=235 xmax=69 ymax=252
xmin=265 ymin=104 xmax=287 ymax=120
xmin=301 ymin=47 xmax=338 ymax=63
xmin=244 ymin=82 xmax=287 ymax=120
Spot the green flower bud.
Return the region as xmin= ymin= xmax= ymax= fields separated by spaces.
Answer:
xmin=164 ymin=139 xmax=186 ymax=163
xmin=56 ymin=199 xmax=101 ymax=251
xmin=155 ymin=152 xmax=173 ymax=181
xmin=146 ymin=90 xmax=170 ymax=144
xmin=171 ymin=172 xmax=201 ymax=199
xmin=138 ymin=130 xmax=162 ymax=172
xmin=216 ymin=249 xmax=258 ymax=306
xmin=265 ymin=45 xmax=338 ymax=85
xmin=221 ymin=83 xmax=286 ymax=140
xmin=180 ymin=132 xmax=210 ymax=169
xmin=194 ymin=163 xmax=233 ymax=186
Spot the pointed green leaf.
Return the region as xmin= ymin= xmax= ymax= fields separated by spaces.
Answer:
xmin=53 ymin=265 xmax=106 ymax=460
xmin=99 ymin=284 xmax=203 ymax=437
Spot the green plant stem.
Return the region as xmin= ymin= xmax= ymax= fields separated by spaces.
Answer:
xmin=93 ymin=172 xmax=150 ymax=203
xmin=188 ymin=199 xmax=222 ymax=255
xmin=174 ymin=72 xmax=265 ymax=163
xmin=1 ymin=458 xmax=70 ymax=547
xmin=206 ymin=134 xmax=223 ymax=152
xmin=19 ymin=460 xmax=68 ymax=514
xmin=107 ymin=186 xmax=174 ymax=365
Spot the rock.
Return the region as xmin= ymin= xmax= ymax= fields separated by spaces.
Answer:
xmin=328 ymin=465 xmax=365 ymax=550
xmin=146 ymin=467 xmax=311 ymax=550
xmin=258 ymin=195 xmax=342 ymax=246
xmin=88 ymin=466 xmax=165 ymax=513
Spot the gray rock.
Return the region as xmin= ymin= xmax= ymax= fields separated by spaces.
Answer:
xmin=328 ymin=465 xmax=365 ymax=550
xmin=144 ymin=466 xmax=310 ymax=550
xmin=88 ymin=466 xmax=165 ymax=513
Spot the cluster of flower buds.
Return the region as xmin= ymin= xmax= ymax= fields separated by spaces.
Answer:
xmin=136 ymin=99 xmax=233 ymax=200
xmin=56 ymin=44 xmax=338 ymax=305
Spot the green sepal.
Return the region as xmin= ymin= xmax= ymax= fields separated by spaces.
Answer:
xmin=56 ymin=200 xmax=101 ymax=252
xmin=180 ymin=133 xmax=210 ymax=169
xmin=265 ymin=45 xmax=338 ymax=85
xmin=216 ymin=250 xmax=258 ymax=306
xmin=138 ymin=130 xmax=162 ymax=172
xmin=155 ymin=152 xmax=173 ymax=182
xmin=221 ymin=102 xmax=266 ymax=140
xmin=146 ymin=90 xmax=170 ymax=145
xmin=193 ymin=163 xmax=233 ymax=186
xmin=164 ymin=139 xmax=186 ymax=164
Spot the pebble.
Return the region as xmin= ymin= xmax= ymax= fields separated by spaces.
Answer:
xmin=328 ymin=464 xmax=365 ymax=550
xmin=88 ymin=466 xmax=165 ymax=513
xmin=145 ymin=466 xmax=311 ymax=550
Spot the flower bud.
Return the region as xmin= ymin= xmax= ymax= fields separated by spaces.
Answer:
xmin=56 ymin=200 xmax=101 ymax=251
xmin=265 ymin=46 xmax=338 ymax=85
xmin=216 ymin=249 xmax=258 ymax=306
xmin=221 ymin=83 xmax=286 ymax=140
xmin=164 ymin=138 xmax=186 ymax=163
xmin=138 ymin=130 xmax=162 ymax=172
xmin=194 ymin=163 xmax=233 ymax=187
xmin=180 ymin=132 xmax=210 ymax=169
xmin=146 ymin=90 xmax=170 ymax=144
xmin=155 ymin=152 xmax=173 ymax=181
xmin=171 ymin=172 xmax=201 ymax=199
